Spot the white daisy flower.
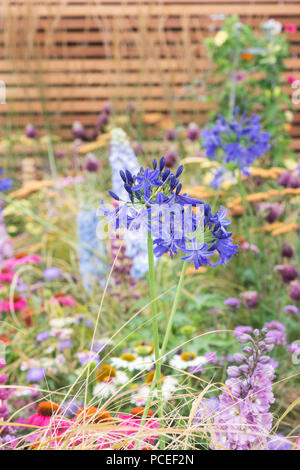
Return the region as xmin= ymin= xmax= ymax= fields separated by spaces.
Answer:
xmin=111 ymin=353 xmax=154 ymax=371
xmin=170 ymin=352 xmax=207 ymax=370
xmin=93 ymin=364 xmax=128 ymax=398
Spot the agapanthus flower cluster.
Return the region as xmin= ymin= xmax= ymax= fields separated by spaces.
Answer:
xmin=109 ymin=128 xmax=149 ymax=279
xmin=202 ymin=109 xmax=270 ymax=187
xmin=77 ymin=208 xmax=108 ymax=293
xmin=102 ymin=156 xmax=238 ymax=270
xmin=209 ymin=326 xmax=276 ymax=450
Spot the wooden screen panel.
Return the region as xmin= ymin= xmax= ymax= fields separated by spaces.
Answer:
xmin=0 ymin=0 xmax=300 ymax=154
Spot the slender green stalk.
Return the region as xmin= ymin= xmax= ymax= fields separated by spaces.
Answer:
xmin=142 ymin=231 xmax=164 ymax=448
xmin=161 ymin=261 xmax=188 ymax=356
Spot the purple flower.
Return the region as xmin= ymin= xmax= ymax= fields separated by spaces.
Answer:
xmin=264 ymin=321 xmax=286 ymax=346
xmin=224 ymin=297 xmax=241 ymax=308
xmin=186 ymin=122 xmax=200 ymax=141
xmin=57 ymin=339 xmax=72 ymax=351
xmin=275 ymin=264 xmax=299 ymax=284
xmin=165 ymin=128 xmax=177 ymax=141
xmin=289 ymin=281 xmax=300 ymax=301
xmin=25 ymin=124 xmax=37 ymax=139
xmin=26 ymin=368 xmax=45 ymax=383
xmin=281 ymin=243 xmax=294 ymax=259
xmin=210 ymin=328 xmax=276 ymax=450
xmin=284 ymin=305 xmax=299 ymax=315
xmin=84 ymin=153 xmax=100 ymax=172
xmin=205 ymin=351 xmax=218 ymax=364
xmin=72 ymin=121 xmax=86 ymax=139
xmin=164 ymin=148 xmax=179 ymax=168
xmin=43 ymin=266 xmax=61 ymax=281
xmin=241 ymin=291 xmax=259 ymax=310
xmin=267 ymin=434 xmax=292 ymax=450
xmin=35 ymin=331 xmax=50 ymax=342
xmin=202 ymin=110 xmax=270 ymax=176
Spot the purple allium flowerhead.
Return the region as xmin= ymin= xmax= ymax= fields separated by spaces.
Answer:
xmin=164 ymin=147 xmax=179 ymax=168
xmin=96 ymin=112 xmax=109 ymax=129
xmin=278 ymin=171 xmax=291 ymax=188
xmin=133 ymin=142 xmax=144 ymax=155
xmin=165 ymin=128 xmax=177 ymax=141
xmin=265 ymin=203 xmax=284 ymax=223
xmin=43 ymin=266 xmax=61 ymax=281
xmin=289 ymin=281 xmax=300 ymax=302
xmin=84 ymin=153 xmax=100 ymax=172
xmin=54 ymin=149 xmax=64 ymax=159
xmin=26 ymin=368 xmax=45 ymax=383
xmin=127 ymin=101 xmax=135 ymax=114
xmin=72 ymin=121 xmax=86 ymax=139
xmin=25 ymin=124 xmax=37 ymax=139
xmin=103 ymin=101 xmax=112 ymax=115
xmin=224 ymin=297 xmax=241 ymax=308
xmin=241 ymin=291 xmax=259 ymax=310
xmin=284 ymin=304 xmax=299 ymax=315
xmin=281 ymin=243 xmax=294 ymax=259
xmin=275 ymin=264 xmax=299 ymax=284
xmin=186 ymin=122 xmax=200 ymax=141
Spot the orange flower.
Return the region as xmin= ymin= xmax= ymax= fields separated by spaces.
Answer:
xmin=242 ymin=52 xmax=253 ymax=61
xmin=37 ymin=401 xmax=60 ymax=417
xmin=131 ymin=407 xmax=153 ymax=418
xmin=271 ymin=222 xmax=299 ymax=236
xmin=76 ymin=407 xmax=112 ymax=423
xmin=260 ymin=222 xmax=283 ymax=233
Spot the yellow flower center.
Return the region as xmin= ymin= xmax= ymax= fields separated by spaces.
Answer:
xmin=96 ymin=364 xmax=116 ymax=382
xmin=120 ymin=353 xmax=136 ymax=362
xmin=181 ymin=352 xmax=197 ymax=361
xmin=145 ymin=370 xmax=164 ymax=384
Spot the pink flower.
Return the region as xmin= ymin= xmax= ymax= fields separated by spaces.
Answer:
xmin=0 ymin=269 xmax=14 ymax=283
xmin=240 ymin=242 xmax=260 ymax=254
xmin=0 ymin=295 xmax=27 ymax=312
xmin=4 ymin=253 xmax=41 ymax=270
xmin=50 ymin=293 xmax=76 ymax=307
xmin=284 ymin=24 xmax=297 ymax=34
xmin=287 ymin=75 xmax=297 ymax=85
xmin=296 ymin=434 xmax=300 ymax=448
xmin=27 ymin=401 xmax=60 ymax=430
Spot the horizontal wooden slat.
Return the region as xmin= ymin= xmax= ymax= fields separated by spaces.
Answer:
xmin=0 ymin=0 xmax=299 ymax=148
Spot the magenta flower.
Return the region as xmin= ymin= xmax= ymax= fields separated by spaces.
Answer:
xmin=284 ymin=24 xmax=297 ymax=33
xmin=4 ymin=254 xmax=41 ymax=270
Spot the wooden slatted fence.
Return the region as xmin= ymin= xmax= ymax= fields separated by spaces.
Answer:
xmin=0 ymin=0 xmax=299 ymax=153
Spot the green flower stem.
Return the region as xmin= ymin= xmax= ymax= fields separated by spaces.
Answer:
xmin=145 ymin=231 xmax=164 ymax=448
xmin=161 ymin=261 xmax=188 ymax=356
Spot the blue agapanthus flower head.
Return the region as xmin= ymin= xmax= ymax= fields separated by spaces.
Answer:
xmin=0 ymin=170 xmax=13 ymax=193
xmin=202 ymin=109 xmax=270 ymax=186
xmin=101 ymin=156 xmax=238 ymax=270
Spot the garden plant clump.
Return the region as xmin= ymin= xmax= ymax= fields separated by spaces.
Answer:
xmin=0 ymin=15 xmax=299 ymax=451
